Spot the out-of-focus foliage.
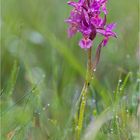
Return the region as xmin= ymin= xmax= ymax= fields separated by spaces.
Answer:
xmin=1 ymin=0 xmax=139 ymax=140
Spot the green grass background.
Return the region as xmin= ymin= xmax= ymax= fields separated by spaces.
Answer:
xmin=1 ymin=0 xmax=139 ymax=140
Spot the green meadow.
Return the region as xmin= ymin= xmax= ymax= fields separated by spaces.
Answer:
xmin=1 ymin=0 xmax=139 ymax=140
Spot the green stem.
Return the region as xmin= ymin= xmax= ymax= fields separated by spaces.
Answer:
xmin=75 ymin=41 xmax=103 ymax=140
xmin=76 ymin=48 xmax=92 ymax=140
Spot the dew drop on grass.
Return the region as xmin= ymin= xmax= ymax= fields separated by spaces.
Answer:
xmin=119 ymin=79 xmax=122 ymax=83
xmin=44 ymin=104 xmax=50 ymax=109
xmin=82 ymin=97 xmax=85 ymax=100
xmin=110 ymin=128 xmax=113 ymax=134
xmin=75 ymin=125 xmax=79 ymax=130
xmin=93 ymin=68 xmax=96 ymax=72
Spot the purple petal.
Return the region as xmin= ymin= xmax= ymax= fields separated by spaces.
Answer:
xmin=100 ymin=0 xmax=107 ymax=3
xmin=79 ymin=0 xmax=85 ymax=4
xmin=91 ymin=2 xmax=100 ymax=13
xmin=68 ymin=26 xmax=78 ymax=38
xmin=106 ymin=23 xmax=116 ymax=31
xmin=96 ymin=28 xmax=106 ymax=36
xmin=106 ymin=31 xmax=117 ymax=37
xmin=79 ymin=38 xmax=92 ymax=49
xmin=65 ymin=19 xmax=74 ymax=24
xmin=83 ymin=9 xmax=90 ymax=25
xmin=102 ymin=3 xmax=108 ymax=14
xmin=82 ymin=28 xmax=92 ymax=36
xmin=67 ymin=1 xmax=77 ymax=8
xmin=103 ymin=37 xmax=109 ymax=46
xmin=67 ymin=0 xmax=84 ymax=8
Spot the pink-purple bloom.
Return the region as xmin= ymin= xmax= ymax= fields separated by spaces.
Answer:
xmin=65 ymin=0 xmax=117 ymax=49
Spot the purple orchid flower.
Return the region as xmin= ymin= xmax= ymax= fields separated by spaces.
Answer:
xmin=65 ymin=0 xmax=116 ymax=49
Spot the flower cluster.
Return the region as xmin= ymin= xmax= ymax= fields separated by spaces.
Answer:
xmin=65 ymin=0 xmax=117 ymax=49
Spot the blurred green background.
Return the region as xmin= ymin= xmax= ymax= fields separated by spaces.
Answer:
xmin=1 ymin=0 xmax=139 ymax=140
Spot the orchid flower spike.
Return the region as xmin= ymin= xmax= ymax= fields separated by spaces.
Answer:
xmin=65 ymin=0 xmax=117 ymax=49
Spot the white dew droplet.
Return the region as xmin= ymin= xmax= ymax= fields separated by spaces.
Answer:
xmin=110 ymin=128 xmax=113 ymax=133
xmin=82 ymin=97 xmax=85 ymax=100
xmin=119 ymin=79 xmax=122 ymax=83
xmin=93 ymin=68 xmax=96 ymax=72
xmin=47 ymin=103 xmax=50 ymax=107
xmin=75 ymin=126 xmax=79 ymax=130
